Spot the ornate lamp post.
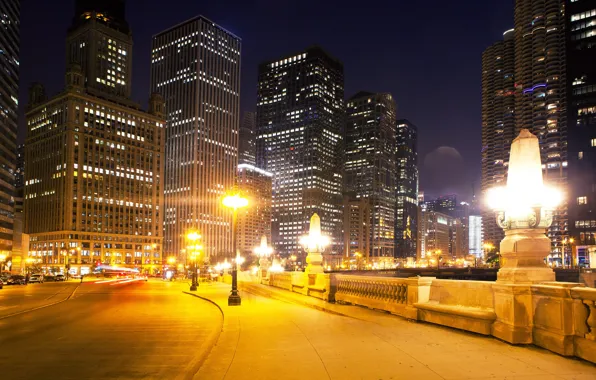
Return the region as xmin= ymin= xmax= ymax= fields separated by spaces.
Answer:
xmin=299 ymin=213 xmax=329 ymax=274
xmin=254 ymin=235 xmax=273 ymax=281
xmin=222 ymin=191 xmax=249 ymax=306
xmin=487 ymin=129 xmax=562 ymax=283
xmin=186 ymin=231 xmax=201 ymax=291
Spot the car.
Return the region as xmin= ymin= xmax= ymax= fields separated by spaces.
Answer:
xmin=6 ymin=275 xmax=25 ymax=285
xmin=0 ymin=278 xmax=3 ymax=289
xmin=54 ymin=274 xmax=65 ymax=282
xmin=29 ymin=274 xmax=43 ymax=283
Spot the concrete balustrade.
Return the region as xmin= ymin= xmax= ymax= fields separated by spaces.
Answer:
xmin=570 ymin=287 xmax=596 ymax=363
xmin=261 ymin=272 xmax=596 ymax=364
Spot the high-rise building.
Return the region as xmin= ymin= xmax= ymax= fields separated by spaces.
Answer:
xmin=256 ymin=46 xmax=344 ymax=256
xmin=151 ymin=16 xmax=241 ymax=259
xmin=239 ymin=112 xmax=256 ymax=166
xmin=515 ymin=0 xmax=568 ymax=259
xmin=343 ymin=197 xmax=371 ymax=257
xmin=344 ymin=92 xmax=396 ymax=258
xmin=566 ymin=1 xmax=596 ymax=268
xmin=469 ymin=215 xmax=483 ymax=258
xmin=0 ymin=0 xmax=19 ymax=257
xmin=418 ymin=209 xmax=452 ymax=260
xmin=395 ymin=119 xmax=418 ymax=259
xmin=424 ymin=194 xmax=457 ymax=216
xmin=24 ymin=2 xmax=165 ymax=275
xmin=66 ymin=0 xmax=132 ymax=100
xmin=481 ymin=28 xmax=515 ymax=249
xmin=236 ymin=164 xmax=272 ymax=256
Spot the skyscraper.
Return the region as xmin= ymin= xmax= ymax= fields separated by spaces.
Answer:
xmin=0 ymin=0 xmax=19 ymax=256
xmin=256 ymin=46 xmax=344 ymax=256
xmin=481 ymin=29 xmax=515 ymax=249
xmin=515 ymin=0 xmax=568 ymax=259
xmin=394 ymin=120 xmax=418 ymax=259
xmin=345 ymin=92 xmax=397 ymax=258
xmin=151 ymin=16 xmax=241 ymax=259
xmin=24 ymin=2 xmax=165 ymax=275
xmin=566 ymin=1 xmax=596 ymax=267
xmin=239 ymin=112 xmax=256 ymax=166
xmin=66 ymin=0 xmax=132 ymax=100
xmin=236 ymin=164 xmax=272 ymax=256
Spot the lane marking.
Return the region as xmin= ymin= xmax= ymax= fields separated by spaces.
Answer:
xmin=0 ymin=284 xmax=81 ymax=320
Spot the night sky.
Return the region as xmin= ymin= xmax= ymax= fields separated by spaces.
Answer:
xmin=18 ymin=0 xmax=513 ymax=201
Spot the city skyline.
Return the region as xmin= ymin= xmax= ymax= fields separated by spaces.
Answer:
xmin=17 ymin=0 xmax=515 ymax=201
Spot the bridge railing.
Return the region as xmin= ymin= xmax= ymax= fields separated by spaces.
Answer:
xmin=570 ymin=286 xmax=596 ymax=363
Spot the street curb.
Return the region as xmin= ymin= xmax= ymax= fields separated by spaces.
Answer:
xmin=180 ymin=291 xmax=225 ymax=380
xmin=0 ymin=283 xmax=80 ymax=320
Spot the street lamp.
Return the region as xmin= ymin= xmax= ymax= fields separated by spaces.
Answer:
xmin=186 ymin=231 xmax=202 ymax=291
xmin=487 ymin=129 xmax=562 ymax=283
xmin=563 ymin=237 xmax=575 ymax=269
xmin=222 ymin=191 xmax=249 ymax=306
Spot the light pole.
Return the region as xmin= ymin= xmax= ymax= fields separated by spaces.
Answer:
xmin=222 ymin=192 xmax=249 ymax=306
xmin=186 ymin=231 xmax=201 ymax=291
xmin=563 ymin=237 xmax=574 ymax=269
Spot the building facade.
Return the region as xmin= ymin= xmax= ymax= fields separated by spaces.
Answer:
xmin=24 ymin=1 xmax=165 ymax=275
xmin=395 ymin=120 xmax=418 ymax=259
xmin=256 ymin=46 xmax=344 ymax=256
xmin=481 ymin=29 xmax=515 ymax=250
xmin=151 ymin=16 xmax=241 ymax=260
xmin=418 ymin=208 xmax=452 ymax=260
xmin=343 ymin=197 xmax=371 ymax=258
xmin=66 ymin=0 xmax=133 ymax=100
xmin=0 ymin=0 xmax=19 ymax=259
xmin=515 ymin=0 xmax=568 ymax=260
xmin=344 ymin=92 xmax=397 ymax=258
xmin=566 ymin=0 xmax=596 ymax=268
xmin=236 ymin=164 xmax=272 ymax=257
xmin=469 ymin=215 xmax=483 ymax=258
xmin=239 ymin=112 xmax=256 ymax=166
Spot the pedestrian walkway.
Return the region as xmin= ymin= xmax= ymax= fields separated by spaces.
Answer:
xmin=189 ymin=282 xmax=595 ymax=380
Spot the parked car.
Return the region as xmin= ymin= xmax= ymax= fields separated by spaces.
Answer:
xmin=0 ymin=277 xmax=3 ymax=289
xmin=6 ymin=275 xmax=25 ymax=285
xmin=29 ymin=274 xmax=43 ymax=283
xmin=54 ymin=274 xmax=65 ymax=282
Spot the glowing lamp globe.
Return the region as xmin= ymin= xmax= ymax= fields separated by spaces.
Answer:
xmin=486 ymin=129 xmax=562 ymax=230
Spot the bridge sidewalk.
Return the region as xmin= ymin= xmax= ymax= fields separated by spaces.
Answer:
xmin=189 ymin=281 xmax=595 ymax=380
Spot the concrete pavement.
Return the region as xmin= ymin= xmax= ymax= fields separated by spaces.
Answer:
xmin=193 ymin=281 xmax=596 ymax=380
xmin=0 ymin=279 xmax=222 ymax=380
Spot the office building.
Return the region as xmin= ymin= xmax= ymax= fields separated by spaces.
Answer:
xmin=515 ymin=0 xmax=568 ymax=258
xmin=481 ymin=28 xmax=515 ymax=249
xmin=566 ymin=1 xmax=596 ymax=268
xmin=395 ymin=119 xmax=419 ymax=259
xmin=66 ymin=0 xmax=133 ymax=100
xmin=24 ymin=1 xmax=165 ymax=275
xmin=256 ymin=46 xmax=344 ymax=256
xmin=343 ymin=197 xmax=371 ymax=258
xmin=0 ymin=0 xmax=19 ymax=257
xmin=424 ymin=194 xmax=457 ymax=216
xmin=239 ymin=112 xmax=256 ymax=166
xmin=236 ymin=164 xmax=272 ymax=256
xmin=151 ymin=16 xmax=241 ymax=259
xmin=469 ymin=215 xmax=483 ymax=257
xmin=344 ymin=92 xmax=397 ymax=258
xmin=419 ymin=209 xmax=452 ymax=260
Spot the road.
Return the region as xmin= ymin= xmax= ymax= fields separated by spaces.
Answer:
xmin=0 ymin=279 xmax=222 ymax=380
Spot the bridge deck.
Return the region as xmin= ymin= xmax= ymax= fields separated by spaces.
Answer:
xmin=192 ymin=282 xmax=595 ymax=380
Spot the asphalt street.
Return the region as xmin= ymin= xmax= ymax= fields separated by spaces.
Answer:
xmin=0 ymin=279 xmax=222 ymax=380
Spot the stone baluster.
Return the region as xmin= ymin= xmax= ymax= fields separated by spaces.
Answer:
xmin=584 ymin=300 xmax=596 ymax=341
